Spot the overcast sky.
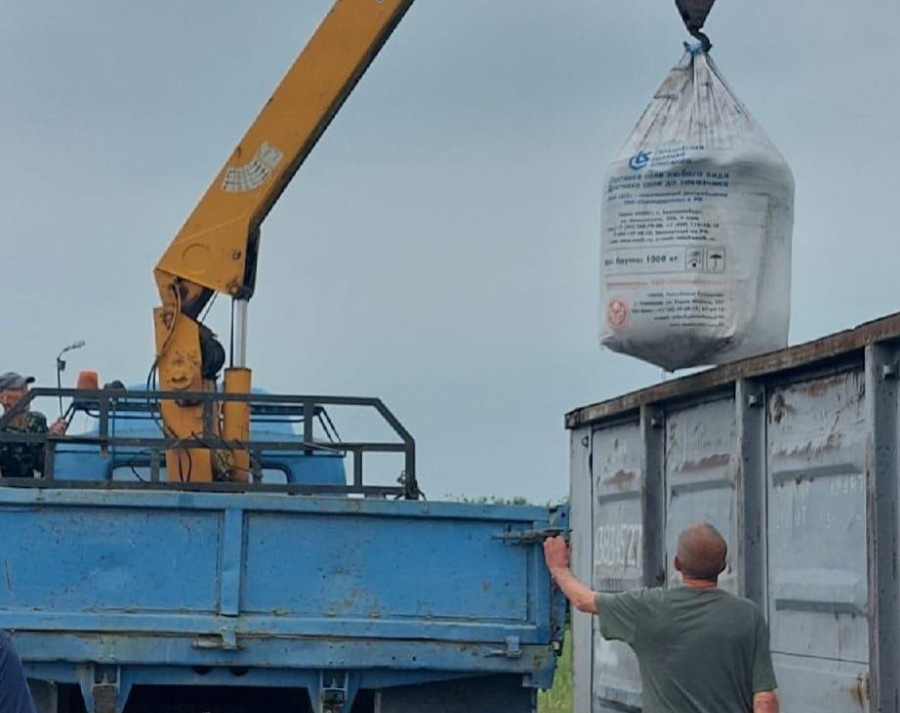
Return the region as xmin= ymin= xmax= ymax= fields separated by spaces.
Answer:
xmin=2 ymin=0 xmax=898 ymax=502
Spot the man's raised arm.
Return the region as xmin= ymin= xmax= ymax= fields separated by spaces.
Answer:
xmin=543 ymin=536 xmax=598 ymax=615
xmin=753 ymin=691 xmax=779 ymax=713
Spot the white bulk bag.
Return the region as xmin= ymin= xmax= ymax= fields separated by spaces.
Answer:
xmin=600 ymin=47 xmax=794 ymax=370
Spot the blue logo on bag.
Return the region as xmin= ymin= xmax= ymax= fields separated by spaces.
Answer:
xmin=629 ymin=151 xmax=652 ymax=171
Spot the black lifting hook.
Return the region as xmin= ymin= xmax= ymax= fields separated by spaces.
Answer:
xmin=675 ymin=0 xmax=717 ymax=52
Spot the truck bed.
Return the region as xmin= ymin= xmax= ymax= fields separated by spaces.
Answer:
xmin=0 ymin=485 xmax=565 ymax=712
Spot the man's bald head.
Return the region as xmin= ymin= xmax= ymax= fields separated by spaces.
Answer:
xmin=675 ymin=523 xmax=727 ymax=581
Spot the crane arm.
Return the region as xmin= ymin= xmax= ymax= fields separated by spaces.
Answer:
xmin=153 ymin=0 xmax=417 ymax=482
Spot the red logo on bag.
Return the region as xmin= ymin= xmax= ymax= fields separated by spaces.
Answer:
xmin=607 ymin=298 xmax=630 ymax=329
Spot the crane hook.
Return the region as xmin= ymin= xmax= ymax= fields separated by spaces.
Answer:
xmin=675 ymin=0 xmax=716 ymax=52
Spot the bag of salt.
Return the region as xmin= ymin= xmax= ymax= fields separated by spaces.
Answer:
xmin=600 ymin=45 xmax=794 ymax=370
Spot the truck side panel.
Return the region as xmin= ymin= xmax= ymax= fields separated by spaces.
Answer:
xmin=0 ymin=490 xmax=563 ymax=710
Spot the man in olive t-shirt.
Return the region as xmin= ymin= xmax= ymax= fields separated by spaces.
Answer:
xmin=543 ymin=522 xmax=779 ymax=713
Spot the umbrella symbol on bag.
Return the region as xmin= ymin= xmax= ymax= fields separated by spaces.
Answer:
xmin=706 ymin=249 xmax=725 ymax=272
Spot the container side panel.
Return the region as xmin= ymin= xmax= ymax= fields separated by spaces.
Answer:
xmin=766 ymin=372 xmax=870 ymax=687
xmin=665 ymin=398 xmax=738 ymax=593
xmin=591 ymin=422 xmax=643 ymax=712
xmin=772 ymin=653 xmax=869 ymax=712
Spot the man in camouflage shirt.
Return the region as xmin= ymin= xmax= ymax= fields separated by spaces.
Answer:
xmin=0 ymin=372 xmax=67 ymax=478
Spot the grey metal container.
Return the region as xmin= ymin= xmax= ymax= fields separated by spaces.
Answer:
xmin=566 ymin=313 xmax=900 ymax=713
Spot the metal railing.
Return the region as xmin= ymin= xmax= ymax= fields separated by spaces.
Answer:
xmin=0 ymin=387 xmax=419 ymax=499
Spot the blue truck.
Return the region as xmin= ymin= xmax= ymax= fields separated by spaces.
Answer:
xmin=0 ymin=387 xmax=566 ymax=713
xmin=1 ymin=2 xmax=571 ymax=709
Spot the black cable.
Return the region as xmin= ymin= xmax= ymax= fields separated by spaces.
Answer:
xmin=146 ymin=358 xmax=192 ymax=482
xmin=396 ymin=471 xmax=424 ymax=501
xmin=190 ymin=429 xmax=262 ymax=483
xmin=148 ymin=283 xmax=195 ymax=482
xmin=316 ymin=413 xmax=335 ymax=443
xmin=319 ymin=407 xmax=342 ymax=443
xmin=122 ymin=451 xmax=148 ymax=483
xmin=130 ymin=464 xmax=147 ymax=483
xmin=199 ymin=292 xmax=218 ymax=324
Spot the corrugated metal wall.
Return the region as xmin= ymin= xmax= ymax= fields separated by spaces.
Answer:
xmin=569 ymin=315 xmax=900 ymax=712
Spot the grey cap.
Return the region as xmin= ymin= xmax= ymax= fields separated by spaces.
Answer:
xmin=0 ymin=372 xmax=35 ymax=391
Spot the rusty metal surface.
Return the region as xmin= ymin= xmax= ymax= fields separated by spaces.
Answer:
xmin=664 ymin=398 xmax=738 ymax=593
xmin=570 ymin=316 xmax=900 ymax=712
xmin=590 ymin=422 xmax=643 ymax=711
xmin=567 ymin=312 xmax=900 ymax=429
xmin=765 ymin=371 xmax=870 ymax=708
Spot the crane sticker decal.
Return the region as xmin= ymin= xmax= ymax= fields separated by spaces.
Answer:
xmin=222 ymin=141 xmax=285 ymax=193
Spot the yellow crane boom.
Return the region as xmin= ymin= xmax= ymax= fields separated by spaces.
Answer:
xmin=153 ymin=0 xmax=417 ymax=482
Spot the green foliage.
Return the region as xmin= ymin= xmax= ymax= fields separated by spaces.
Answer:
xmin=442 ymin=494 xmax=569 ymax=508
xmin=444 ymin=494 xmax=533 ymax=506
xmin=538 ymin=629 xmax=573 ymax=713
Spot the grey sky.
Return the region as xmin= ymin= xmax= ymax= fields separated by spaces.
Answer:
xmin=2 ymin=0 xmax=898 ymax=502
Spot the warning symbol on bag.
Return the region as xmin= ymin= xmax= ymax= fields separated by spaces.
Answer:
xmin=684 ymin=247 xmax=726 ymax=272
xmin=607 ymin=298 xmax=630 ymax=330
xmin=686 ymin=248 xmax=704 ymax=270
xmin=705 ymin=248 xmax=726 ymax=272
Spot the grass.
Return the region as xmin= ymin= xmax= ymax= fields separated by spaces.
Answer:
xmin=538 ymin=630 xmax=573 ymax=713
